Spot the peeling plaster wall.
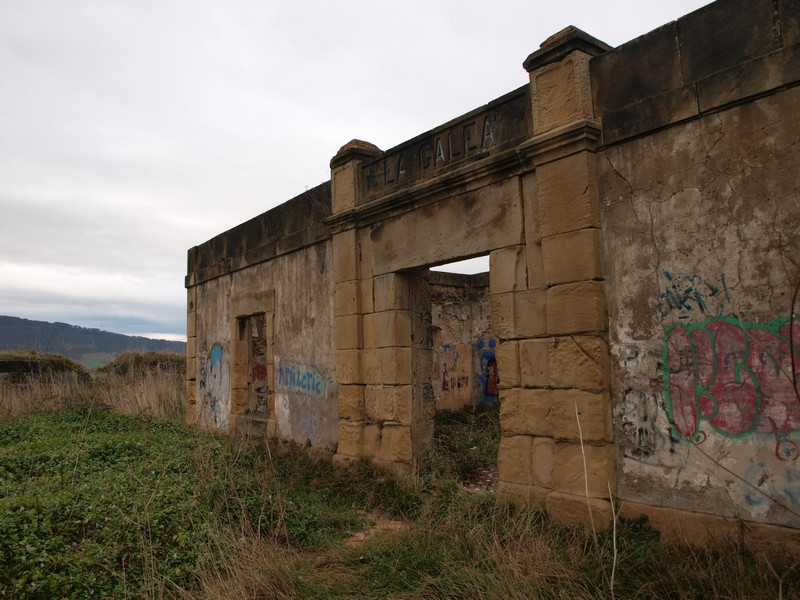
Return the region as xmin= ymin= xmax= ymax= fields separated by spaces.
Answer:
xmin=194 ymin=241 xmax=337 ymax=446
xmin=185 ymin=0 xmax=800 ymax=538
xmin=189 ymin=183 xmax=338 ymax=449
xmin=599 ymin=87 xmax=800 ymax=528
xmin=430 ymin=273 xmax=497 ymax=410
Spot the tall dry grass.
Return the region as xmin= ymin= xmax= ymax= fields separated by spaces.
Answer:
xmin=0 ymin=372 xmax=95 ymax=420
xmin=0 ymin=370 xmax=185 ymax=422
xmin=3 ymin=366 xmax=798 ymax=599
xmin=93 ymin=370 xmax=186 ymax=421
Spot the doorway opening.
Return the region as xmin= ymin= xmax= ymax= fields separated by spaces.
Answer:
xmin=425 ymin=255 xmax=499 ymax=492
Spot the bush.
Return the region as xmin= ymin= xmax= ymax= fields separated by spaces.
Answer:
xmin=0 ymin=351 xmax=88 ymax=383
xmin=98 ymin=351 xmax=185 ymax=376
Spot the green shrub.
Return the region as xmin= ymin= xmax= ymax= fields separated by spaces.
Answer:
xmin=0 ymin=351 xmax=87 ymax=383
xmin=98 ymin=351 xmax=185 ymax=376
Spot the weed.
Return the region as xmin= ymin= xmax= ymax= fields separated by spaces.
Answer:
xmin=2 ymin=376 xmax=797 ymax=599
xmin=433 ymin=403 xmax=499 ymax=480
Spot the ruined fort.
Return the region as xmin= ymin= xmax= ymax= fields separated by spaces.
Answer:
xmin=186 ymin=0 xmax=800 ymax=551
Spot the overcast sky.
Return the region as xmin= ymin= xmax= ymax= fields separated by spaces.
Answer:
xmin=1 ymin=0 xmax=710 ymax=341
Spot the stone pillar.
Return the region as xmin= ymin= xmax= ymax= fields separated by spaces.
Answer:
xmin=328 ymin=140 xmax=384 ymax=467
xmin=496 ymin=27 xmax=615 ymax=527
xmin=328 ymin=140 xmax=427 ymax=473
xmin=365 ymin=272 xmax=417 ymax=470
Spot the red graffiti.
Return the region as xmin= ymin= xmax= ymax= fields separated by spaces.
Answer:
xmin=666 ymin=318 xmax=800 ymax=442
xmin=251 ymin=363 xmax=267 ymax=382
xmin=485 ymin=358 xmax=499 ymax=397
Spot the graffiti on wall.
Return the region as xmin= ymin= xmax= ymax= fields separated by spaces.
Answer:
xmin=436 ymin=337 xmax=498 ymax=409
xmin=436 ymin=343 xmax=473 ymax=411
xmin=620 ymin=387 xmax=678 ymax=459
xmin=198 ymin=343 xmax=231 ymax=428
xmin=440 ymin=344 xmax=470 ymax=390
xmin=278 ymin=363 xmax=328 ymax=397
xmin=475 ymin=338 xmax=498 ymax=402
xmin=275 ymin=357 xmax=336 ymax=446
xmin=744 ymin=461 xmax=800 ymax=513
xmin=660 ymin=271 xmax=732 ymax=319
xmin=663 ymin=316 xmax=800 ymax=458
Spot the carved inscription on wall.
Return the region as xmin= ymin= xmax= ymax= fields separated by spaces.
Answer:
xmin=361 ymin=86 xmax=530 ymax=200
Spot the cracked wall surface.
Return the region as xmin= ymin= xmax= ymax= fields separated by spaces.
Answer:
xmin=599 ymin=86 xmax=800 ymax=528
xmin=186 ymin=0 xmax=800 ymax=541
xmin=430 ymin=273 xmax=497 ymax=410
xmin=187 ymin=183 xmax=339 ymax=448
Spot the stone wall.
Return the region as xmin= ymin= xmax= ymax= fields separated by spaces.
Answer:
xmin=591 ymin=0 xmax=800 ymax=546
xmin=187 ymin=0 xmax=800 ymax=547
xmin=187 ymin=184 xmax=338 ymax=447
xmin=430 ymin=272 xmax=497 ymax=411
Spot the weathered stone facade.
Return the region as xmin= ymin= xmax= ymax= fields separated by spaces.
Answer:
xmin=187 ymin=0 xmax=800 ymax=548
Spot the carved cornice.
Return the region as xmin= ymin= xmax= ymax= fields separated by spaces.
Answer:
xmin=323 ymin=147 xmax=522 ymax=233
xmin=515 ymin=119 xmax=602 ymax=171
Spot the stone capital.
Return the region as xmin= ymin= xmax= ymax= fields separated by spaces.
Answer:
xmin=330 ymin=139 xmax=382 ymax=169
xmin=523 ymin=26 xmax=611 ymax=73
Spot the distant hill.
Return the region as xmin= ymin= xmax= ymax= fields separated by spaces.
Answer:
xmin=0 ymin=315 xmax=185 ymax=369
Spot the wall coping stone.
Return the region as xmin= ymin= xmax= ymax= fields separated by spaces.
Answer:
xmin=523 ymin=26 xmax=611 ymax=73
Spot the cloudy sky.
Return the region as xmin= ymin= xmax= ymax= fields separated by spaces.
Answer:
xmin=1 ymin=0 xmax=710 ymax=341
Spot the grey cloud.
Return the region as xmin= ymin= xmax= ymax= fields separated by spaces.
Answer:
xmin=0 ymin=0 xmax=710 ymax=337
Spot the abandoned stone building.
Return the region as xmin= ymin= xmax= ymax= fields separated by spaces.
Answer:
xmin=186 ymin=0 xmax=800 ymax=551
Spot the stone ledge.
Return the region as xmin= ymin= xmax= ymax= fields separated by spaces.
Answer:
xmin=591 ymin=21 xmax=680 ymax=114
xmin=619 ymin=500 xmax=800 ymax=560
xmin=677 ymin=0 xmax=780 ymax=83
xmin=697 ymin=42 xmax=800 ymax=113
xmin=601 ymin=85 xmax=699 ymax=146
xmin=516 ymin=119 xmax=602 ymax=170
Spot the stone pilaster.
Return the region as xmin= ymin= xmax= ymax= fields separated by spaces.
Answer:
xmin=498 ymin=27 xmax=615 ymax=527
xmin=328 ymin=140 xmax=386 ymax=467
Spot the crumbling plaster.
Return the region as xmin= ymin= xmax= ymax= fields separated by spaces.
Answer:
xmin=599 ymin=86 xmax=800 ymax=527
xmin=194 ymin=241 xmax=338 ymax=447
xmin=186 ymin=0 xmax=800 ymax=544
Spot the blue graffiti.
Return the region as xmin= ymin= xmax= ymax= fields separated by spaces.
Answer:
xmin=277 ymin=364 xmax=326 ymax=397
xmin=660 ymin=271 xmax=732 ymax=319
xmin=210 ymin=343 xmax=223 ymax=366
xmin=475 ymin=339 xmax=498 ymax=404
xmin=197 ymin=343 xmax=228 ymax=427
xmin=744 ymin=461 xmax=800 ymax=512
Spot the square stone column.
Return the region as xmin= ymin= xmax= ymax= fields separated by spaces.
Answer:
xmin=328 ymin=141 xmax=411 ymax=468
xmin=497 ymin=27 xmax=616 ymax=527
xmin=327 ymin=140 xmax=432 ymax=474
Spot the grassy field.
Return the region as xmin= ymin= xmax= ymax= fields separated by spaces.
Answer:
xmin=1 ymin=362 xmax=798 ymax=599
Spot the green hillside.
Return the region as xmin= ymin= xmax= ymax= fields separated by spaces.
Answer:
xmin=0 ymin=315 xmax=185 ymax=368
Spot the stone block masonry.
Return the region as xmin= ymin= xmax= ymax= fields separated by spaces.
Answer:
xmin=187 ymin=0 xmax=800 ymax=551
